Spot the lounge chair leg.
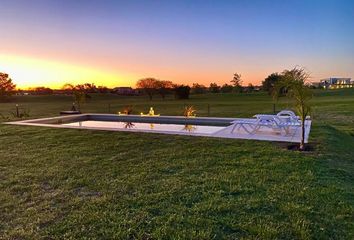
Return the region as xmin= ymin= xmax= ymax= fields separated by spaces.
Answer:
xmin=231 ymin=124 xmax=238 ymax=133
xmin=249 ymin=125 xmax=261 ymax=135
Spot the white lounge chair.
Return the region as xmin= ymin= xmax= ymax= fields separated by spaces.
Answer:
xmin=277 ymin=110 xmax=296 ymax=117
xmin=231 ymin=111 xmax=301 ymax=136
xmin=276 ymin=110 xmax=299 ymax=121
xmin=255 ymin=110 xmax=300 ymax=123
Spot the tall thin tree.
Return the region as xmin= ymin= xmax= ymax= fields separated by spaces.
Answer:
xmin=62 ymin=84 xmax=87 ymax=111
xmin=231 ymin=73 xmax=243 ymax=93
xmin=273 ymin=67 xmax=313 ymax=150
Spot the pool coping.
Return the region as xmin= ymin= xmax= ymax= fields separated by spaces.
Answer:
xmin=3 ymin=113 xmax=311 ymax=143
xmin=3 ymin=114 xmax=236 ymax=137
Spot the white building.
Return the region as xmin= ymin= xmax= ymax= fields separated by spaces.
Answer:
xmin=319 ymin=77 xmax=353 ymax=89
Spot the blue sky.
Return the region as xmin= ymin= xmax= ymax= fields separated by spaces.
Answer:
xmin=1 ymin=0 xmax=353 ymax=87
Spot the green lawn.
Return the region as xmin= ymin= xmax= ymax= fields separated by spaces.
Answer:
xmin=0 ymin=90 xmax=353 ymax=239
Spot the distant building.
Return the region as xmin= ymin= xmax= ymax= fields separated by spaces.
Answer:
xmin=319 ymin=77 xmax=353 ymax=89
xmin=112 ymin=87 xmax=140 ymax=95
xmin=15 ymin=92 xmax=29 ymax=96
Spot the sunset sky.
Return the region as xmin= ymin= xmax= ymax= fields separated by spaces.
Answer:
xmin=1 ymin=0 xmax=353 ymax=89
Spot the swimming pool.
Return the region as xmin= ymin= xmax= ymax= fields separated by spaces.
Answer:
xmin=4 ymin=114 xmax=233 ymax=137
xmin=63 ymin=120 xmax=225 ymax=134
xmin=4 ymin=113 xmax=311 ymax=142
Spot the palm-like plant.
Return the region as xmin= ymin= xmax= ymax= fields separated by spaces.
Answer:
xmin=62 ymin=84 xmax=87 ymax=112
xmin=273 ymin=67 xmax=313 ymax=150
xmin=183 ymin=106 xmax=196 ymax=117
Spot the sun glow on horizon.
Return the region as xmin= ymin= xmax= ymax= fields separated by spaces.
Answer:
xmin=0 ymin=54 xmax=137 ymax=89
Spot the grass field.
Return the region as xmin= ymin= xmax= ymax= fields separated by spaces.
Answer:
xmin=0 ymin=90 xmax=353 ymax=239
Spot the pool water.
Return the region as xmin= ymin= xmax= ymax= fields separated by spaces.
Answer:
xmin=62 ymin=120 xmax=226 ymax=134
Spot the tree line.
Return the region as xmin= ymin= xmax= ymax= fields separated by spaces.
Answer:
xmin=136 ymin=73 xmax=247 ymax=100
xmin=0 ymin=69 xmax=318 ymax=102
xmin=136 ymin=78 xmax=192 ymax=100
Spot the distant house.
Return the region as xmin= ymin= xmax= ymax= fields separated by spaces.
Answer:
xmin=112 ymin=87 xmax=140 ymax=95
xmin=16 ymin=92 xmax=29 ymax=96
xmin=319 ymin=77 xmax=353 ymax=89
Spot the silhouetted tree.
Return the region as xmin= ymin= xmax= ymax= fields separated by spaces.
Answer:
xmin=244 ymin=83 xmax=255 ymax=93
xmin=62 ymin=84 xmax=88 ymax=111
xmin=0 ymin=72 xmax=16 ymax=101
xmin=174 ymin=85 xmax=191 ymax=99
xmin=31 ymin=87 xmax=53 ymax=95
xmin=156 ymin=80 xmax=173 ymax=99
xmin=209 ymin=83 xmax=220 ymax=93
xmin=97 ymin=86 xmax=109 ymax=93
xmin=231 ymin=72 xmax=243 ymax=93
xmin=136 ymin=78 xmax=158 ymax=100
xmin=75 ymin=83 xmax=97 ymax=93
xmin=220 ymin=84 xmax=233 ymax=93
xmin=262 ymin=73 xmax=282 ymax=95
xmin=191 ymin=83 xmax=207 ymax=94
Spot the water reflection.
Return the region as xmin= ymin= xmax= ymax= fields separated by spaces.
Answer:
xmin=62 ymin=120 xmax=224 ymax=134
xmin=123 ymin=122 xmax=135 ymax=129
xmin=183 ymin=124 xmax=197 ymax=132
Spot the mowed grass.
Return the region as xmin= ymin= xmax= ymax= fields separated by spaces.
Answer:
xmin=0 ymin=90 xmax=353 ymax=239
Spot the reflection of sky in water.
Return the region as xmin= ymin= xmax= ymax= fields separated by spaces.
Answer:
xmin=63 ymin=121 xmax=224 ymax=134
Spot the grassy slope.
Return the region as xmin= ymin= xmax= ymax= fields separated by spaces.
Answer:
xmin=0 ymin=90 xmax=353 ymax=239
